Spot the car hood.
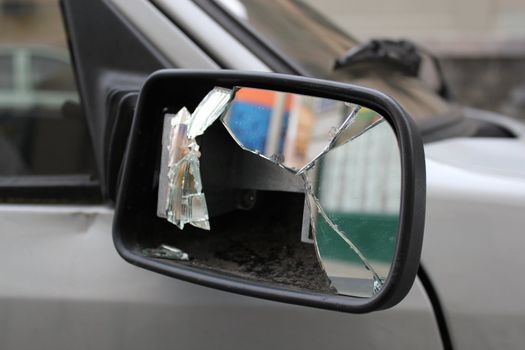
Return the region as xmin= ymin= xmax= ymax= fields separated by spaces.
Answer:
xmin=421 ymin=113 xmax=525 ymax=348
xmin=424 ymin=138 xmax=525 ymax=181
xmin=425 ymin=107 xmax=525 ymax=181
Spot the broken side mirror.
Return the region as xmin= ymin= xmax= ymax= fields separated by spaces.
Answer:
xmin=113 ymin=70 xmax=426 ymax=313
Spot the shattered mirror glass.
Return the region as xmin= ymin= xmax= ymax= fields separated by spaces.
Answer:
xmin=157 ymin=87 xmax=235 ymax=230
xmin=156 ymin=86 xmax=401 ymax=298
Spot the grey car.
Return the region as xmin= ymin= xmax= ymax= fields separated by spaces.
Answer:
xmin=1 ymin=1 xmax=524 ymax=350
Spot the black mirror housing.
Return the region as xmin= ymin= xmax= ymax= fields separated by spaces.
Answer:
xmin=113 ymin=69 xmax=426 ymax=313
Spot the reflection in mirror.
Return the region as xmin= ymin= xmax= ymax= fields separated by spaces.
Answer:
xmin=158 ymin=86 xmax=401 ymax=298
xmin=221 ymin=88 xmax=401 ymax=297
xmin=221 ymin=88 xmax=382 ymax=172
xmin=306 ymin=121 xmax=401 ymax=297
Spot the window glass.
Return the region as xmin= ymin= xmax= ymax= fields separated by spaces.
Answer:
xmin=31 ymin=55 xmax=77 ymax=92
xmin=216 ymin=0 xmax=357 ymax=77
xmin=0 ymin=54 xmax=14 ymax=90
xmin=0 ymin=0 xmax=96 ymax=177
xmin=216 ymin=0 xmax=454 ymax=123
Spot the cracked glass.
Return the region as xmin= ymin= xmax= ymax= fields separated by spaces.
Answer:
xmin=162 ymin=87 xmax=235 ymax=230
xmin=157 ymin=86 xmax=401 ymax=298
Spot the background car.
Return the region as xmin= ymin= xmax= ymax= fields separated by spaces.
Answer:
xmin=0 ymin=45 xmax=77 ymax=116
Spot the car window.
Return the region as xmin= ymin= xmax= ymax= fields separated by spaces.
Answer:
xmin=0 ymin=54 xmax=14 ymax=90
xmin=0 ymin=0 xmax=96 ymax=181
xmin=31 ymin=55 xmax=77 ymax=92
xmin=217 ymin=0 xmax=357 ymax=77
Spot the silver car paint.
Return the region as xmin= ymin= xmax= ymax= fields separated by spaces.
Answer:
xmin=0 ymin=205 xmax=442 ymax=350
xmin=422 ymin=135 xmax=525 ymax=349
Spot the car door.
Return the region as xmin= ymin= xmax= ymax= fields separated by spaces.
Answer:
xmin=0 ymin=1 xmax=443 ymax=349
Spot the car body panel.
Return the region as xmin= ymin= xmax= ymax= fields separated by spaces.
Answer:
xmin=0 ymin=205 xmax=442 ymax=350
xmin=423 ymin=133 xmax=525 ymax=349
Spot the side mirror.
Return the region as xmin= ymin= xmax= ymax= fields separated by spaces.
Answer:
xmin=113 ymin=70 xmax=426 ymax=313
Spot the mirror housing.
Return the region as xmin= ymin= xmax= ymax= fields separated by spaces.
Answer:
xmin=113 ymin=69 xmax=426 ymax=313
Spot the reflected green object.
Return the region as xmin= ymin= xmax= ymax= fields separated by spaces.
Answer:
xmin=311 ymin=119 xmax=401 ymax=296
xmin=316 ymin=212 xmax=398 ymax=264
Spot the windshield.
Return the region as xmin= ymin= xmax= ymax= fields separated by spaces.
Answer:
xmin=215 ymin=0 xmax=454 ymax=123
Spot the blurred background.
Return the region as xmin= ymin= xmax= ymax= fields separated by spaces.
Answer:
xmin=0 ymin=0 xmax=93 ymax=176
xmin=304 ymin=0 xmax=525 ymax=121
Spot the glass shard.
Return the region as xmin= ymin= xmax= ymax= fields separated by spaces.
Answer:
xmin=142 ymin=244 xmax=190 ymax=261
xmin=308 ymin=120 xmax=400 ymax=297
xmin=302 ymin=172 xmax=384 ymax=297
xmin=331 ymin=105 xmax=384 ymax=148
xmin=188 ymin=87 xmax=237 ymax=138
xmin=164 ymin=87 xmax=235 ymax=230
xmin=373 ymin=276 xmax=383 ymax=296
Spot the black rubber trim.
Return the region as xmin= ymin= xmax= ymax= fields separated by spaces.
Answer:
xmin=418 ymin=265 xmax=454 ymax=350
xmin=113 ymin=69 xmax=426 ymax=313
xmin=0 ymin=176 xmax=102 ymax=203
